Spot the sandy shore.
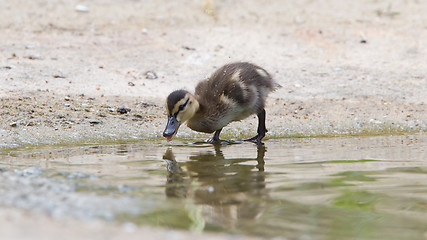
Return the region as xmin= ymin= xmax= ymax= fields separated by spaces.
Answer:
xmin=0 ymin=0 xmax=426 ymax=239
xmin=1 ymin=0 xmax=426 ymax=149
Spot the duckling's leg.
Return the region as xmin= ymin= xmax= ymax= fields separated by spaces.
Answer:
xmin=208 ymin=128 xmax=222 ymax=143
xmin=244 ymin=109 xmax=267 ymax=144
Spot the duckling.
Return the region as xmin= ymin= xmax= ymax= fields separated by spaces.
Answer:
xmin=163 ymin=62 xmax=280 ymax=143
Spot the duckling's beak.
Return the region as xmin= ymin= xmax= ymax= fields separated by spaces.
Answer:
xmin=163 ymin=116 xmax=181 ymax=141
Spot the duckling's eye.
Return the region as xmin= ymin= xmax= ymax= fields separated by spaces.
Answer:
xmin=178 ymin=98 xmax=190 ymax=112
xmin=179 ymin=104 xmax=185 ymax=111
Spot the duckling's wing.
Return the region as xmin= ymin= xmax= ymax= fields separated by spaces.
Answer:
xmin=195 ymin=62 xmax=275 ymax=114
xmin=213 ymin=63 xmax=276 ymax=105
xmin=191 ymin=62 xmax=278 ymax=131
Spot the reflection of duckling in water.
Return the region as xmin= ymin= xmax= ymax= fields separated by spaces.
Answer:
xmin=162 ymin=147 xmax=189 ymax=198
xmin=163 ymin=62 xmax=281 ymax=143
xmin=162 ymin=144 xmax=267 ymax=228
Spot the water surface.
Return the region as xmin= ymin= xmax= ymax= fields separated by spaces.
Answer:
xmin=1 ymin=135 xmax=427 ymax=239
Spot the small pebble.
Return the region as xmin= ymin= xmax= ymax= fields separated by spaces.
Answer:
xmin=145 ymin=71 xmax=158 ymax=79
xmin=117 ymin=107 xmax=131 ymax=114
xmin=10 ymin=122 xmax=18 ymax=127
xmin=64 ymin=103 xmax=71 ymax=107
xmin=214 ymin=45 xmax=223 ymax=52
xmin=141 ymin=28 xmax=148 ymax=34
xmin=89 ymin=119 xmax=101 ymax=125
xmin=128 ymin=82 xmax=135 ymax=87
xmin=369 ymin=119 xmax=382 ymax=124
xmin=140 ymin=101 xmax=155 ymax=107
xmin=182 ymin=46 xmax=196 ymax=51
xmin=75 ymin=4 xmax=88 ymax=12
xmin=26 ymin=54 xmax=42 ymax=60
xmin=25 ymin=45 xmax=35 ymax=49
xmin=107 ymin=108 xmax=115 ymax=112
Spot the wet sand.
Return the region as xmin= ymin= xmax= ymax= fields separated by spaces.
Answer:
xmin=0 ymin=0 xmax=426 ymax=239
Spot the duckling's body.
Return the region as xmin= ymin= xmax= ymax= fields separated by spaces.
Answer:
xmin=163 ymin=62 xmax=280 ymax=143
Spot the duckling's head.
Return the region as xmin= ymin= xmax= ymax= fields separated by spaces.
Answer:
xmin=163 ymin=90 xmax=199 ymax=141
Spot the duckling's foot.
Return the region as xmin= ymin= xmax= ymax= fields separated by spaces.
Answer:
xmin=207 ymin=128 xmax=222 ymax=143
xmin=243 ymin=135 xmax=265 ymax=144
xmin=244 ymin=109 xmax=267 ymax=144
xmin=206 ymin=138 xmax=220 ymax=143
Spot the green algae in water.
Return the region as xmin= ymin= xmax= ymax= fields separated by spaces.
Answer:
xmin=333 ymin=190 xmax=385 ymax=210
xmin=332 ymin=171 xmax=379 ymax=182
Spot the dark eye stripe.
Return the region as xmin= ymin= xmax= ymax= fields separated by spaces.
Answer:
xmin=174 ymin=98 xmax=190 ymax=116
xmin=180 ymin=98 xmax=190 ymax=110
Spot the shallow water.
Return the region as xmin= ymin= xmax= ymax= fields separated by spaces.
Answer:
xmin=1 ymin=134 xmax=427 ymax=239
